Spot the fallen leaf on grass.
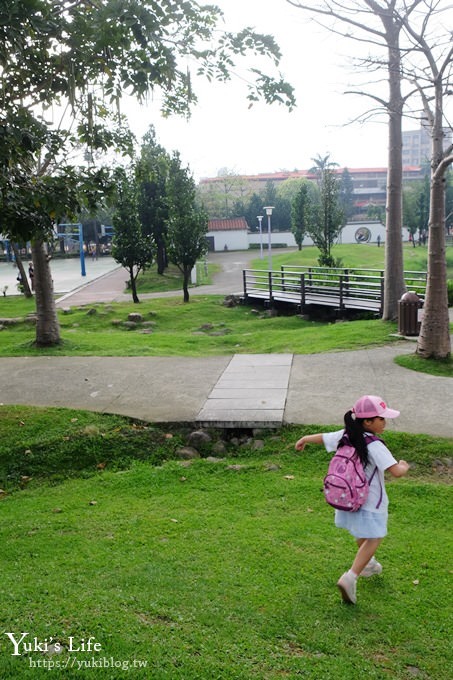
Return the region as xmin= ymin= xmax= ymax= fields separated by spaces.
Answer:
xmin=284 ymin=475 xmax=295 ymax=480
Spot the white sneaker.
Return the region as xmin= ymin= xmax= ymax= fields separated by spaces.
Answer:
xmin=361 ymin=558 xmax=383 ymax=578
xmin=337 ymin=571 xmax=357 ymax=604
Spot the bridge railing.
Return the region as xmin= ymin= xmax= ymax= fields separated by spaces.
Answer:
xmin=280 ymin=265 xmax=427 ymax=300
xmin=242 ymin=266 xmax=427 ymax=313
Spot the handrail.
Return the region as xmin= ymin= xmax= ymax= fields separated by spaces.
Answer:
xmin=242 ymin=265 xmax=426 ymax=315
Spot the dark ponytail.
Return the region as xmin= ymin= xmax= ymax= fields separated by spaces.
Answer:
xmin=340 ymin=410 xmax=370 ymax=467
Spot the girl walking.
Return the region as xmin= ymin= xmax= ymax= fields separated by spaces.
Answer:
xmin=295 ymin=395 xmax=409 ymax=604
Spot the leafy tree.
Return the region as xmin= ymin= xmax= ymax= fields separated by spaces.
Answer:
xmin=242 ymin=193 xmax=266 ymax=232
xmin=403 ymin=186 xmax=419 ymax=247
xmin=308 ymin=155 xmax=344 ymax=267
xmin=402 ymin=177 xmax=429 ymax=245
xmin=367 ymin=204 xmax=385 ymax=223
xmin=339 ymin=168 xmax=355 ymax=221
xmin=0 ymin=0 xmax=295 ymax=347
xmin=291 ymin=181 xmax=315 ymax=250
xmin=212 ymin=171 xmax=252 ymax=218
xmin=166 ymin=154 xmax=208 ymax=302
xmin=111 ymin=169 xmax=154 ymax=304
xmin=262 ymin=181 xmax=278 ymax=212
xmin=259 ymin=180 xmax=290 ymax=231
xmin=136 ymin=127 xmax=171 ymax=275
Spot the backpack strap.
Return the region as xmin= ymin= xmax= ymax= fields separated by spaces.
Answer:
xmin=367 ymin=465 xmax=383 ymax=509
xmin=364 ymin=433 xmax=383 ymax=509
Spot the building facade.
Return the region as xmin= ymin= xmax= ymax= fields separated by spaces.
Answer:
xmin=402 ymin=126 xmax=452 ymax=166
xmin=200 ymin=165 xmax=426 ymax=221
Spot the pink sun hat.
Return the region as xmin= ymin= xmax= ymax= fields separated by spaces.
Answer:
xmin=352 ymin=395 xmax=400 ymax=419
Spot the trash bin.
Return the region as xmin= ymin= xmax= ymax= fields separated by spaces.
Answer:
xmin=398 ymin=291 xmax=423 ymax=336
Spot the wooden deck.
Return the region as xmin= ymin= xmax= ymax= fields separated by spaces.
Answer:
xmin=242 ymin=266 xmax=426 ymax=314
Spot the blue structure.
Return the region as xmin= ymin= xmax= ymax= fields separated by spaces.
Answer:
xmin=56 ymin=223 xmax=86 ymax=276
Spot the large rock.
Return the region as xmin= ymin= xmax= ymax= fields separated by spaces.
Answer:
xmin=128 ymin=313 xmax=143 ymax=323
xmin=175 ymin=447 xmax=200 ymax=461
xmin=187 ymin=430 xmax=212 ymax=447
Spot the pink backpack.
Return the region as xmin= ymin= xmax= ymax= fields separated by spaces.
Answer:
xmin=323 ymin=434 xmax=381 ymax=512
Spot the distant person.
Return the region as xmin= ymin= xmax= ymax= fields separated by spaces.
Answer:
xmin=294 ymin=395 xmax=409 ymax=605
xmin=28 ymin=263 xmax=34 ymax=291
xmin=376 ymin=234 xmax=381 ymax=247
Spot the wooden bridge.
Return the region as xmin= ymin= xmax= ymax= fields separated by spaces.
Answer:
xmin=242 ymin=266 xmax=427 ymax=315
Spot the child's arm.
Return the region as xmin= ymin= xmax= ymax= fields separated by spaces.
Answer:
xmin=295 ymin=433 xmax=324 ymax=451
xmin=387 ymin=460 xmax=410 ymax=477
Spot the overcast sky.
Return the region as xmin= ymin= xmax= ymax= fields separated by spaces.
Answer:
xmin=125 ymin=0 xmax=444 ymax=181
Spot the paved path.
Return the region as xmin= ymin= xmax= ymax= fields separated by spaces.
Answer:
xmin=1 ymin=251 xmax=452 ymax=437
xmin=1 ymin=343 xmax=451 ymax=436
xmin=54 ymin=250 xmax=252 ymax=306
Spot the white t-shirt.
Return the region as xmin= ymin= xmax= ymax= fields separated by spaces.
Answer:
xmin=322 ymin=429 xmax=398 ymax=513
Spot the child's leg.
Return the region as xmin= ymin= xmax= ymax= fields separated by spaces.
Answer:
xmin=351 ymin=538 xmax=382 ymax=576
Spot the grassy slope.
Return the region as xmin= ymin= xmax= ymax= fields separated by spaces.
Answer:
xmin=0 ymin=405 xmax=451 ymax=679
xmin=0 ymin=294 xmax=404 ymax=357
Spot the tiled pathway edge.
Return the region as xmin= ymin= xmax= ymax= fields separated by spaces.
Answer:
xmin=196 ymin=354 xmax=293 ymax=428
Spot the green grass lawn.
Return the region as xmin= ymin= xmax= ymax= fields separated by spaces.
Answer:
xmin=135 ymin=261 xmax=219 ymax=293
xmin=0 ymin=295 xmax=404 ymax=357
xmin=1 ymin=244 xmax=451 ymax=370
xmin=257 ymin=242 xmax=453 ymax=277
xmin=0 ymin=406 xmax=451 ymax=679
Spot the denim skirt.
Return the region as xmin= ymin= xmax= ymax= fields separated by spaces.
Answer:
xmin=335 ymin=509 xmax=388 ymax=539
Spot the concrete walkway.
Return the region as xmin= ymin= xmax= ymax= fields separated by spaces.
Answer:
xmin=197 ymin=354 xmax=293 ymax=427
xmin=0 ymin=251 xmax=452 ymax=437
xmin=1 ymin=342 xmax=451 ymax=437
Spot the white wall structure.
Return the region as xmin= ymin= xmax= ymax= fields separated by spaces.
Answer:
xmin=207 ymin=218 xmax=249 ymax=251
xmin=341 ymin=221 xmax=385 ymax=244
xmin=207 ymin=228 xmax=249 ymax=251
xmin=248 ymin=231 xmax=298 ymax=248
xmin=208 ymin=219 xmax=410 ymax=251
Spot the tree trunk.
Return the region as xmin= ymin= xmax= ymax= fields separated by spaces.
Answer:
xmin=156 ymin=236 xmax=166 ymax=275
xmin=382 ymin=33 xmax=406 ymax=320
xmin=416 ymin=174 xmax=450 ymax=358
xmin=129 ymin=266 xmax=140 ymax=303
xmin=183 ymin=268 xmax=190 ymax=302
xmin=12 ymin=244 xmax=32 ymax=298
xmin=416 ymin=89 xmax=451 ymax=359
xmin=32 ymin=239 xmax=61 ymax=346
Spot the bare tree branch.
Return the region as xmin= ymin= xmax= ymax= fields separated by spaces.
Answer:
xmin=344 ymin=89 xmax=389 ymax=107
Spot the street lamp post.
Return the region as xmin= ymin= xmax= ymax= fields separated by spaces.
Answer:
xmin=263 ymin=206 xmax=274 ymax=270
xmin=257 ymin=215 xmax=264 ymax=259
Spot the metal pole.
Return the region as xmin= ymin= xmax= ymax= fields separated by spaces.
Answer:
xmin=267 ymin=213 xmax=272 ymax=271
xmin=257 ymin=216 xmax=264 ymax=259
xmin=78 ymin=222 xmax=86 ymax=277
